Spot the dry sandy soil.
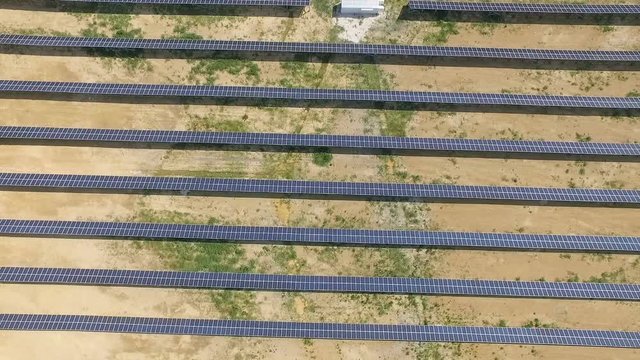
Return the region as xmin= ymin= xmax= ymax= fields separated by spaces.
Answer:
xmin=0 ymin=1 xmax=640 ymax=359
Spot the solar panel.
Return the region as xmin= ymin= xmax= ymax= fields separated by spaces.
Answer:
xmin=2 ymin=126 xmax=639 ymax=159
xmin=1 ymin=34 xmax=639 ymax=62
xmin=1 ymin=314 xmax=639 ymax=347
xmin=1 ymin=219 xmax=638 ymax=253
xmin=2 ymin=267 xmax=638 ymax=301
xmin=60 ymin=0 xmax=310 ymax=6
xmin=0 ymin=173 xmax=638 ymax=206
xmin=1 ymin=80 xmax=638 ymax=109
xmin=408 ymin=1 xmax=640 ymax=14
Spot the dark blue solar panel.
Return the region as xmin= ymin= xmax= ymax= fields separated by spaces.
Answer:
xmin=0 ymin=80 xmax=638 ymax=109
xmin=60 ymin=0 xmax=310 ymax=6
xmin=2 ymin=126 xmax=639 ymax=158
xmin=0 ymin=173 xmax=638 ymax=206
xmin=1 ymin=314 xmax=639 ymax=347
xmin=1 ymin=34 xmax=638 ymax=62
xmin=2 ymin=267 xmax=638 ymax=301
xmin=408 ymin=1 xmax=640 ymax=14
xmin=0 ymin=219 xmax=638 ymax=253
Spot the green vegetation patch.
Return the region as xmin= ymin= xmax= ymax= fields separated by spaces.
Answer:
xmin=78 ymin=14 xmax=150 ymax=72
xmin=189 ymin=59 xmax=261 ymax=84
xmin=312 ymin=0 xmax=336 ymax=17
xmin=424 ymin=21 xmax=459 ymax=45
xmin=261 ymin=152 xmax=304 ymax=179
xmin=279 ymin=61 xmax=326 ymax=88
xmin=80 ymin=14 xmax=143 ymax=39
xmin=165 ymin=23 xmax=204 ymax=40
xmin=349 ymin=63 xmax=392 ymax=90
xmin=381 ymin=110 xmax=414 ymax=137
xmin=312 ymin=149 xmax=333 ymax=167
xmin=128 ymin=209 xmax=258 ymax=319
xmin=262 ymin=245 xmax=307 ymax=274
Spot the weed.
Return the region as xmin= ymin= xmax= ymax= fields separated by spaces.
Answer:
xmin=81 ymin=14 xmax=143 ymax=39
xmin=568 ymin=71 xmax=610 ymax=92
xmin=12 ymin=28 xmax=72 ymax=36
xmin=447 ymin=128 xmax=468 ymax=138
xmin=472 ymin=22 xmax=498 ymax=35
xmin=496 ymin=128 xmax=524 ymax=141
xmin=627 ymin=90 xmax=640 ymax=97
xmin=588 ymin=268 xmax=627 ymax=283
xmin=313 ymin=246 xmax=341 ymax=264
xmin=371 ymin=110 xmax=414 ymax=137
xmin=165 ymin=23 xmax=203 ymax=40
xmin=312 ymin=0 xmax=336 ymax=17
xmin=210 ymin=290 xmax=257 ymax=319
xmin=424 ymin=21 xmax=459 ymax=45
xmin=155 ymin=169 xmax=247 ymax=178
xmin=599 ymin=25 xmax=615 ymax=33
xmin=312 ymin=149 xmax=333 ymax=167
xmin=350 ymin=64 xmax=392 ymax=90
xmin=265 ymin=245 xmax=306 ymax=273
xmin=279 ymin=61 xmax=324 ymax=88
xmin=604 ymin=180 xmax=625 ymax=189
xmin=370 ymin=248 xmax=423 ymax=278
xmin=128 ymin=209 xmax=257 ymax=318
xmin=79 ymin=14 xmax=151 ymax=72
xmin=134 ymin=208 xmax=221 ymax=225
xmin=189 ymin=59 xmax=261 ymax=84
xmin=582 ymin=253 xmax=613 ymax=262
xmin=565 ymin=272 xmax=580 ymax=282
xmin=575 ymin=133 xmax=592 ymax=142
xmin=430 ymin=175 xmax=457 ymax=185
xmin=522 ymin=318 xmax=557 ymax=329
xmin=414 ymin=343 xmax=445 ymax=360
xmin=574 ymin=160 xmax=587 ymax=175
xmin=261 ymin=152 xmax=302 ymax=179
xmin=188 ymin=114 xmax=249 ymax=132
xmin=327 ymin=24 xmax=345 ymax=42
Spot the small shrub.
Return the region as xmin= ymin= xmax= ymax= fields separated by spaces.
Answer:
xmin=575 ymin=133 xmax=592 ymax=142
xmin=312 ymin=150 xmax=333 ymax=167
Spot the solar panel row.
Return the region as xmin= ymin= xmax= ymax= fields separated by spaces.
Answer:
xmin=1 ymin=80 xmax=638 ymax=109
xmin=60 ymin=0 xmax=311 ymax=6
xmin=408 ymin=1 xmax=640 ymax=14
xmin=0 ymin=173 xmax=638 ymax=206
xmin=2 ymin=267 xmax=638 ymax=301
xmin=2 ymin=34 xmax=639 ymax=62
xmin=2 ymin=314 xmax=639 ymax=347
xmin=3 ymin=126 xmax=639 ymax=158
xmin=1 ymin=219 xmax=639 ymax=253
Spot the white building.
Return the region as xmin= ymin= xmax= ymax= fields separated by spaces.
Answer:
xmin=340 ymin=0 xmax=384 ymax=15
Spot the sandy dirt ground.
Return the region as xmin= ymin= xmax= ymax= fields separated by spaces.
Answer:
xmin=1 ymin=1 xmax=640 ymax=359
